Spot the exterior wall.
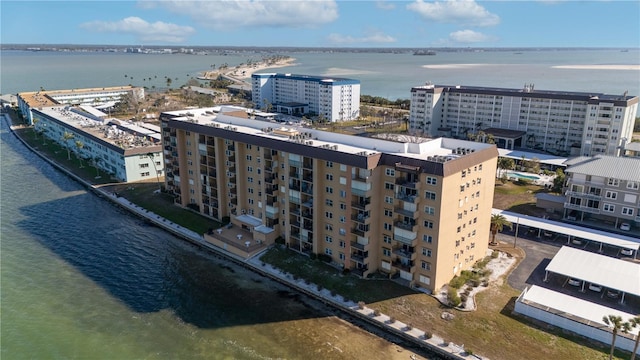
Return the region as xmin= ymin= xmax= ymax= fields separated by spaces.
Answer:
xmin=161 ymin=113 xmax=498 ymax=292
xmin=409 ymin=85 xmax=638 ymax=157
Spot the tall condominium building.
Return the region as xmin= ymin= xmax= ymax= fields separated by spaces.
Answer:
xmin=161 ymin=106 xmax=498 ymax=292
xmin=563 ymin=155 xmax=640 ymax=231
xmin=251 ymin=73 xmax=360 ymax=122
xmin=409 ymin=84 xmax=638 ymax=157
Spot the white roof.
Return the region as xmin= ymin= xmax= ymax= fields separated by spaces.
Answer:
xmin=565 ymin=155 xmax=640 ymax=182
xmin=235 ymin=214 xmax=262 ymax=227
xmin=498 ymin=149 xmax=568 ymax=166
xmin=545 ymin=246 xmax=640 ymax=296
xmin=520 ymin=285 xmax=640 ymax=335
xmin=492 ymin=209 xmax=640 ymax=251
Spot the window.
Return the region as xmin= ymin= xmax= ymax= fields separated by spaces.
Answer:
xmin=325 ymin=199 xmax=333 ymax=206
xmin=384 ymin=209 xmax=393 ymax=217
xmin=325 ymin=211 xmax=333 ymax=219
xmin=247 ymin=166 xmax=253 ymax=172
xmin=423 ymin=235 xmax=433 ymax=243
xmin=325 ymin=248 xmax=332 ymax=255
xmin=386 ymin=168 xmax=395 ymax=177
xmin=419 ymin=275 xmax=431 ymax=285
xmin=246 ymin=155 xmax=252 ymax=161
xmin=339 ymin=228 xmax=346 ymax=236
xmin=424 ymin=221 xmax=434 ymax=228
xmin=140 ymin=172 xmax=150 ymax=177
xmin=384 ymin=223 xmax=393 ymax=231
xmin=325 ymin=236 xmax=333 ymax=243
xmin=425 ymin=191 xmax=436 ymax=200
xmin=385 ymin=196 xmax=393 ymax=204
xmin=326 ymin=161 xmax=333 ymax=168
xmin=383 ymin=235 xmax=392 ymax=244
xmin=622 ymin=207 xmax=634 ymax=216
xmin=603 ymin=203 xmax=615 ymax=212
xmin=421 ymin=262 xmax=431 ymax=270
xmin=339 ymin=253 xmax=345 ymax=260
xmin=139 ymin=163 xmax=149 ymax=168
xmin=326 ymin=174 xmax=333 ymax=181
xmin=339 ymin=216 xmax=346 ymax=223
xmin=339 ymin=190 xmax=347 ymax=198
xmin=326 ymin=186 xmax=333 ymax=194
xmin=248 ymin=177 xmax=254 ymax=183
xmin=422 ymin=248 xmax=432 ymax=257
xmin=457 ymin=226 xmax=461 ymax=233
xmin=325 ymin=224 xmax=333 ymax=231
xmin=426 ymin=177 xmax=437 ymax=185
xmin=627 ymin=181 xmax=639 ymax=190
xmin=424 ymin=206 xmax=435 ymax=215
xmin=340 ymin=203 xmax=347 ymax=210
xmin=385 ymin=182 xmax=395 ymax=190
xmin=605 ymin=191 xmax=617 ymax=200
xmin=608 ymin=178 xmax=620 ymax=186
xmin=478 ymin=164 xmax=483 ymax=171
xmin=339 ymin=240 xmax=345 ymax=248
xmin=383 ymin=248 xmax=391 ymax=256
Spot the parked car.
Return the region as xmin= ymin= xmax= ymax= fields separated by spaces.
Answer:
xmin=568 ymin=278 xmax=581 ymax=287
xmin=620 ymin=223 xmax=631 ymax=231
xmin=620 ymin=248 xmax=634 ymax=256
xmin=571 ymin=238 xmax=584 ymax=245
xmin=588 ymin=283 xmax=603 ymax=293
xmin=606 ymin=289 xmax=620 ymax=299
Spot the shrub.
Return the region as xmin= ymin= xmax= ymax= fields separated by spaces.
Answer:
xmin=423 ymin=332 xmax=433 ymax=340
xmin=491 ymin=250 xmax=499 ymax=258
xmin=466 ymin=349 xmax=474 ymax=356
xmin=470 ymin=279 xmax=481 ymax=287
xmin=373 ymin=309 xmax=381 ymax=316
xmin=449 ymin=276 xmax=466 ymax=289
xmin=460 ymin=294 xmax=468 ymax=303
xmin=274 ymin=236 xmax=285 ymax=245
xmin=405 ymin=323 xmax=413 ymax=331
xmin=447 ymin=287 xmax=461 ymax=307
xmin=309 ymin=253 xmax=317 ymax=260
xmin=342 ymin=268 xmax=350 ymax=275
xmin=357 ymin=301 xmax=365 ymax=310
xmin=317 ymin=253 xmax=332 ymax=263
xmin=442 ymin=340 xmax=450 ymax=347
xmin=388 ymin=316 xmax=396 ymax=324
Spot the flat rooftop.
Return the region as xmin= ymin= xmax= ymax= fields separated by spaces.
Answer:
xmin=19 ymin=86 xmax=137 ymax=108
xmin=37 ymin=106 xmax=161 ymax=151
xmin=163 ymin=106 xmax=496 ymax=161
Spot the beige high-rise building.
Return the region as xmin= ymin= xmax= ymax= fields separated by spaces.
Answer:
xmin=161 ymin=106 xmax=498 ymax=292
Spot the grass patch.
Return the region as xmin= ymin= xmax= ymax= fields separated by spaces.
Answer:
xmin=260 ymin=246 xmax=415 ymax=303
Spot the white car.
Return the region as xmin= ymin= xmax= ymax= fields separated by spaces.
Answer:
xmin=606 ymin=289 xmax=620 ymax=299
xmin=588 ymin=283 xmax=603 ymax=293
xmin=620 ymin=248 xmax=634 ymax=256
xmin=567 ymin=278 xmax=581 ymax=287
xmin=620 ymin=223 xmax=631 ymax=231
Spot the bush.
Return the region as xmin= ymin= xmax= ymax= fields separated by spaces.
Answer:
xmin=317 ymin=253 xmax=332 ymax=263
xmin=449 ymin=275 xmax=466 ymax=289
xmin=373 ymin=309 xmax=381 ymax=316
xmin=447 ymin=287 xmax=461 ymax=307
xmin=274 ymin=236 xmax=285 ymax=245
xmin=423 ymin=332 xmax=433 ymax=340
xmin=466 ymin=349 xmax=474 ymax=356
xmin=309 ymin=253 xmax=317 ymax=260
xmin=491 ymin=250 xmax=499 ymax=258
xmin=387 ymin=316 xmax=396 ymax=324
xmin=460 ymin=294 xmax=468 ymax=303
xmin=342 ymin=268 xmax=350 ymax=275
xmin=405 ymin=323 xmax=413 ymax=331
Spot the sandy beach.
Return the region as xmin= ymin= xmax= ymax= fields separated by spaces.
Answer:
xmin=200 ymin=57 xmax=298 ymax=82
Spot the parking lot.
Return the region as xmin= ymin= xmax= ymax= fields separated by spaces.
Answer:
xmin=496 ymin=226 xmax=640 ymax=314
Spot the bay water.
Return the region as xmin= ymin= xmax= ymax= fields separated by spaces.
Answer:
xmin=1 ymin=48 xmax=638 ymax=99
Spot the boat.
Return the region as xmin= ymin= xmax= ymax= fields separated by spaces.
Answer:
xmin=413 ymin=50 xmax=436 ymax=56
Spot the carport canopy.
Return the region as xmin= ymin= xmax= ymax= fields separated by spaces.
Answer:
xmin=492 ymin=209 xmax=640 ymax=253
xmin=544 ymin=246 xmax=640 ymax=298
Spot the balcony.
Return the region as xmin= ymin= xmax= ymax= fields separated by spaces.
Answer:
xmin=396 ymin=192 xmax=418 ymax=203
xmin=395 ymin=178 xmax=419 ymax=189
xmin=351 ymin=225 xmax=370 ymax=237
xmin=351 ymin=265 xmax=369 ymax=277
xmin=351 ymin=212 xmax=371 ymax=224
xmin=351 ymin=199 xmax=372 ymax=210
xmin=565 ymin=190 xmax=601 ymax=200
xmin=393 ymin=247 xmax=416 ymax=260
xmin=394 ymin=207 xmax=418 ymax=219
xmin=394 ymin=221 xmax=417 ymax=232
xmin=392 ymin=259 xmax=414 ymax=272
xmin=350 ymin=240 xmax=370 ymax=251
xmin=350 ymin=253 xmax=367 ymax=264
xmin=563 ymin=202 xmax=601 ymax=214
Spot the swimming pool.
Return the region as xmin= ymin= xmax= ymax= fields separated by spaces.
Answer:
xmin=506 ymin=172 xmax=540 ymax=180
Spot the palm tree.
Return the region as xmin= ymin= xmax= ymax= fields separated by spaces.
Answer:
xmin=624 ymin=316 xmax=640 ymax=360
xmin=497 ymin=157 xmax=514 ymax=178
xmin=61 ymin=131 xmax=74 ymax=160
xmin=603 ymin=315 xmax=624 ymax=360
xmin=92 ymin=156 xmax=102 ymax=179
xmin=490 ymin=214 xmax=512 ymax=245
xmin=146 ymin=152 xmax=162 ymax=193
xmin=74 ymin=140 xmax=84 ymax=167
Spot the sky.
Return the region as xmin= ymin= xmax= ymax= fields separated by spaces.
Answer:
xmin=1 ymin=0 xmax=639 ymax=48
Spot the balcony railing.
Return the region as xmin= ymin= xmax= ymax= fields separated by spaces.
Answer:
xmin=394 ymin=221 xmax=417 ymax=232
xmin=393 ymin=247 xmax=416 ymax=259
xmin=392 ymin=259 xmax=414 ymax=272
xmin=565 ymin=191 xmax=602 ymax=200
xmin=563 ymin=202 xmax=601 ymax=214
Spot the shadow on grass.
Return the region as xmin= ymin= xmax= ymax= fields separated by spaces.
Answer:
xmin=260 ymin=246 xmax=417 ymax=304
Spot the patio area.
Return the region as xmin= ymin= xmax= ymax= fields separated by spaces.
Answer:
xmin=204 ymin=220 xmax=275 ymax=259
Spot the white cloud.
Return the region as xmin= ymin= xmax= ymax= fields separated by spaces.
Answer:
xmin=375 ymin=1 xmax=396 ymax=10
xmin=449 ymin=29 xmax=494 ymax=43
xmin=327 ymin=32 xmax=396 ymax=44
xmin=407 ymin=0 xmax=500 ymax=27
xmin=80 ymin=17 xmax=195 ymax=43
xmin=158 ymin=0 xmax=339 ymax=29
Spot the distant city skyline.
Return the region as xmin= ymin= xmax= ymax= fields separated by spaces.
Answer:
xmin=2 ymin=1 xmax=639 ymax=48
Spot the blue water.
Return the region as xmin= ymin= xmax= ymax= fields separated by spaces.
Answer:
xmin=506 ymin=172 xmax=540 ymax=180
xmin=1 ymin=48 xmax=639 ymax=99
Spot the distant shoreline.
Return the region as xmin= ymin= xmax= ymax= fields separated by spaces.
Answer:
xmin=199 ymin=57 xmax=298 ymax=82
xmin=423 ymin=64 xmax=640 ymax=70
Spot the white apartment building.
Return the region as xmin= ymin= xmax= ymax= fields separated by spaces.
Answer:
xmin=409 ymin=84 xmax=638 ymax=157
xmin=251 ymin=73 xmax=360 ymax=122
xmin=18 ymin=86 xmax=145 ymax=125
xmin=31 ymin=106 xmax=163 ymax=183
